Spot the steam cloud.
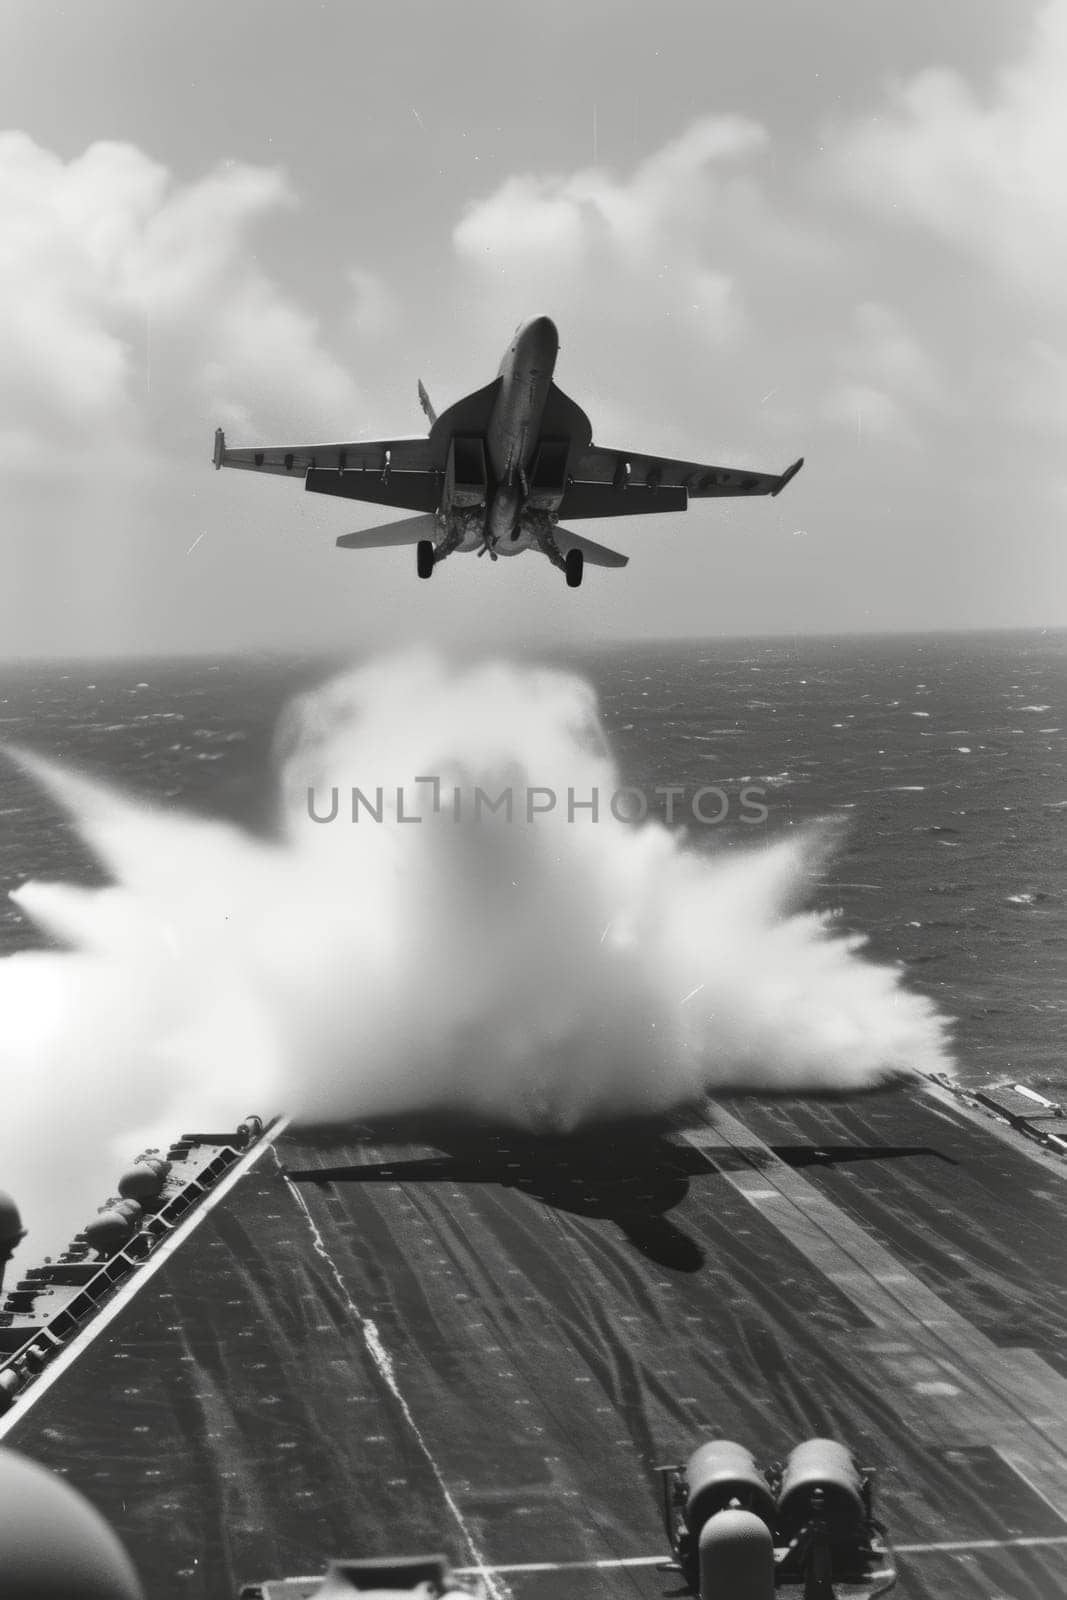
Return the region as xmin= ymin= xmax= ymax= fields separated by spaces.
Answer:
xmin=1 ymin=653 xmax=951 ymax=1260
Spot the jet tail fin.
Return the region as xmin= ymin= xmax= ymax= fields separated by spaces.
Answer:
xmin=552 ymin=527 xmax=629 ymax=568
xmin=336 ymin=513 xmax=437 ymax=550
xmin=417 ymin=380 xmax=437 ymax=428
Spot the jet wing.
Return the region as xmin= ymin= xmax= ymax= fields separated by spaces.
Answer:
xmin=214 ymin=430 xmax=434 ymax=477
xmin=560 ymin=447 xmax=803 ymax=519
xmin=213 ymin=429 xmax=439 ymax=513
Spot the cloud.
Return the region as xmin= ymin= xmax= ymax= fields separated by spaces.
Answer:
xmin=447 ymin=115 xmax=859 ymax=491
xmin=0 ymin=134 xmax=382 ymax=467
xmin=452 ymin=116 xmax=803 ymax=358
xmin=448 ymin=109 xmax=959 ymax=469
xmin=820 ymin=0 xmax=1067 ymax=308
xmin=436 ymin=42 xmax=1064 ymax=634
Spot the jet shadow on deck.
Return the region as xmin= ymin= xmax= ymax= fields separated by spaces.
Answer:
xmin=693 ymin=1141 xmax=955 ymax=1173
xmin=284 ymin=1117 xmax=954 ymax=1275
xmin=286 ymin=1119 xmax=710 ymax=1273
xmin=770 ymin=1142 xmax=957 ymax=1170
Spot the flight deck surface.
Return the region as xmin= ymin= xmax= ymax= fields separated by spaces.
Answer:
xmin=4 ymin=1087 xmax=1065 ymax=1600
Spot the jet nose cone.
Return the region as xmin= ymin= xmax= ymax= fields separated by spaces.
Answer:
xmin=523 ymin=315 xmax=559 ymax=367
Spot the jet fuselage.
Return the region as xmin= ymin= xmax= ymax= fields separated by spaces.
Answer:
xmin=479 ymin=316 xmax=560 ymax=554
xmin=489 ymin=315 xmax=559 ymax=481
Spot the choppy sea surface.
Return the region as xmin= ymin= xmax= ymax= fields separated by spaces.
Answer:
xmin=0 ymin=630 xmax=1063 ymax=1095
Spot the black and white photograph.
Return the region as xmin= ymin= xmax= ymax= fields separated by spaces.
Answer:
xmin=0 ymin=3 xmax=1064 ymax=1597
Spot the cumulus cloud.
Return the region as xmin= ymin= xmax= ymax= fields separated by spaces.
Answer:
xmin=453 ymin=5 xmax=1066 ymax=442
xmin=821 ymin=0 xmax=1067 ymax=308
xmin=434 ymin=40 xmax=1064 ymax=633
xmin=450 ymin=116 xmax=957 ymax=499
xmin=0 ymin=134 xmax=385 ymax=467
xmin=812 ymin=1 xmax=1067 ymax=528
xmin=446 ymin=118 xmax=852 ymax=495
xmin=452 ymin=115 xmax=810 ymax=358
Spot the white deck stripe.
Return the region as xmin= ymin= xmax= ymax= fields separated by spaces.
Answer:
xmin=455 ymin=1557 xmax=667 ymax=1576
xmin=0 ymin=1117 xmax=291 ymax=1441
xmin=895 ymin=1534 xmax=1067 ymax=1554
xmin=454 ymin=1534 xmax=1067 ymax=1576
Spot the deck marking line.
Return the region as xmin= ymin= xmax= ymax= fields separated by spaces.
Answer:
xmin=995 ymin=1448 xmax=1067 ymax=1526
xmin=455 ymin=1557 xmax=667 ymax=1576
xmin=455 ymin=1535 xmax=1067 ymax=1575
xmin=283 ymin=1165 xmax=511 ymax=1600
xmin=896 ymin=1534 xmax=1067 ymax=1555
xmin=0 ymin=1117 xmax=292 ymax=1442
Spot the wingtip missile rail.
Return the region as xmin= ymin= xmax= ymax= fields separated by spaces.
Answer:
xmin=771 ymin=456 xmax=804 ymax=497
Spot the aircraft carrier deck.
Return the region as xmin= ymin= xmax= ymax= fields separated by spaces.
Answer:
xmin=2 ymin=1083 xmax=1065 ymax=1600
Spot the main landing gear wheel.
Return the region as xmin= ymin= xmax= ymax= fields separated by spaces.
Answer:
xmin=564 ymin=548 xmax=584 ymax=588
xmin=416 ymin=540 xmax=435 ymax=580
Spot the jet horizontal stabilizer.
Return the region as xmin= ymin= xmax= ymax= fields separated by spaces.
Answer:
xmin=336 ymin=514 xmax=438 ymax=550
xmin=552 ymin=527 xmax=629 ymax=568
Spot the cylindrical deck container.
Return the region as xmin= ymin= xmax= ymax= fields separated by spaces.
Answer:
xmin=776 ymin=1438 xmax=865 ymax=1543
xmin=685 ymin=1440 xmax=777 ymax=1533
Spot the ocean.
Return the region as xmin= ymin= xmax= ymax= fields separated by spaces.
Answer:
xmin=0 ymin=629 xmax=1063 ymax=1097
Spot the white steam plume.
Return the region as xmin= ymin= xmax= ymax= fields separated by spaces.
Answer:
xmin=0 ymin=653 xmax=951 ymax=1261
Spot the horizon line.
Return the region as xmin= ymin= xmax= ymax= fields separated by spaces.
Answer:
xmin=0 ymin=620 xmax=1064 ymax=670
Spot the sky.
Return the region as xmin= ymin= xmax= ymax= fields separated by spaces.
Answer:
xmin=1 ymin=0 xmax=1064 ymax=656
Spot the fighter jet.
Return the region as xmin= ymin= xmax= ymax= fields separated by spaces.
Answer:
xmin=212 ymin=316 xmax=803 ymax=588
